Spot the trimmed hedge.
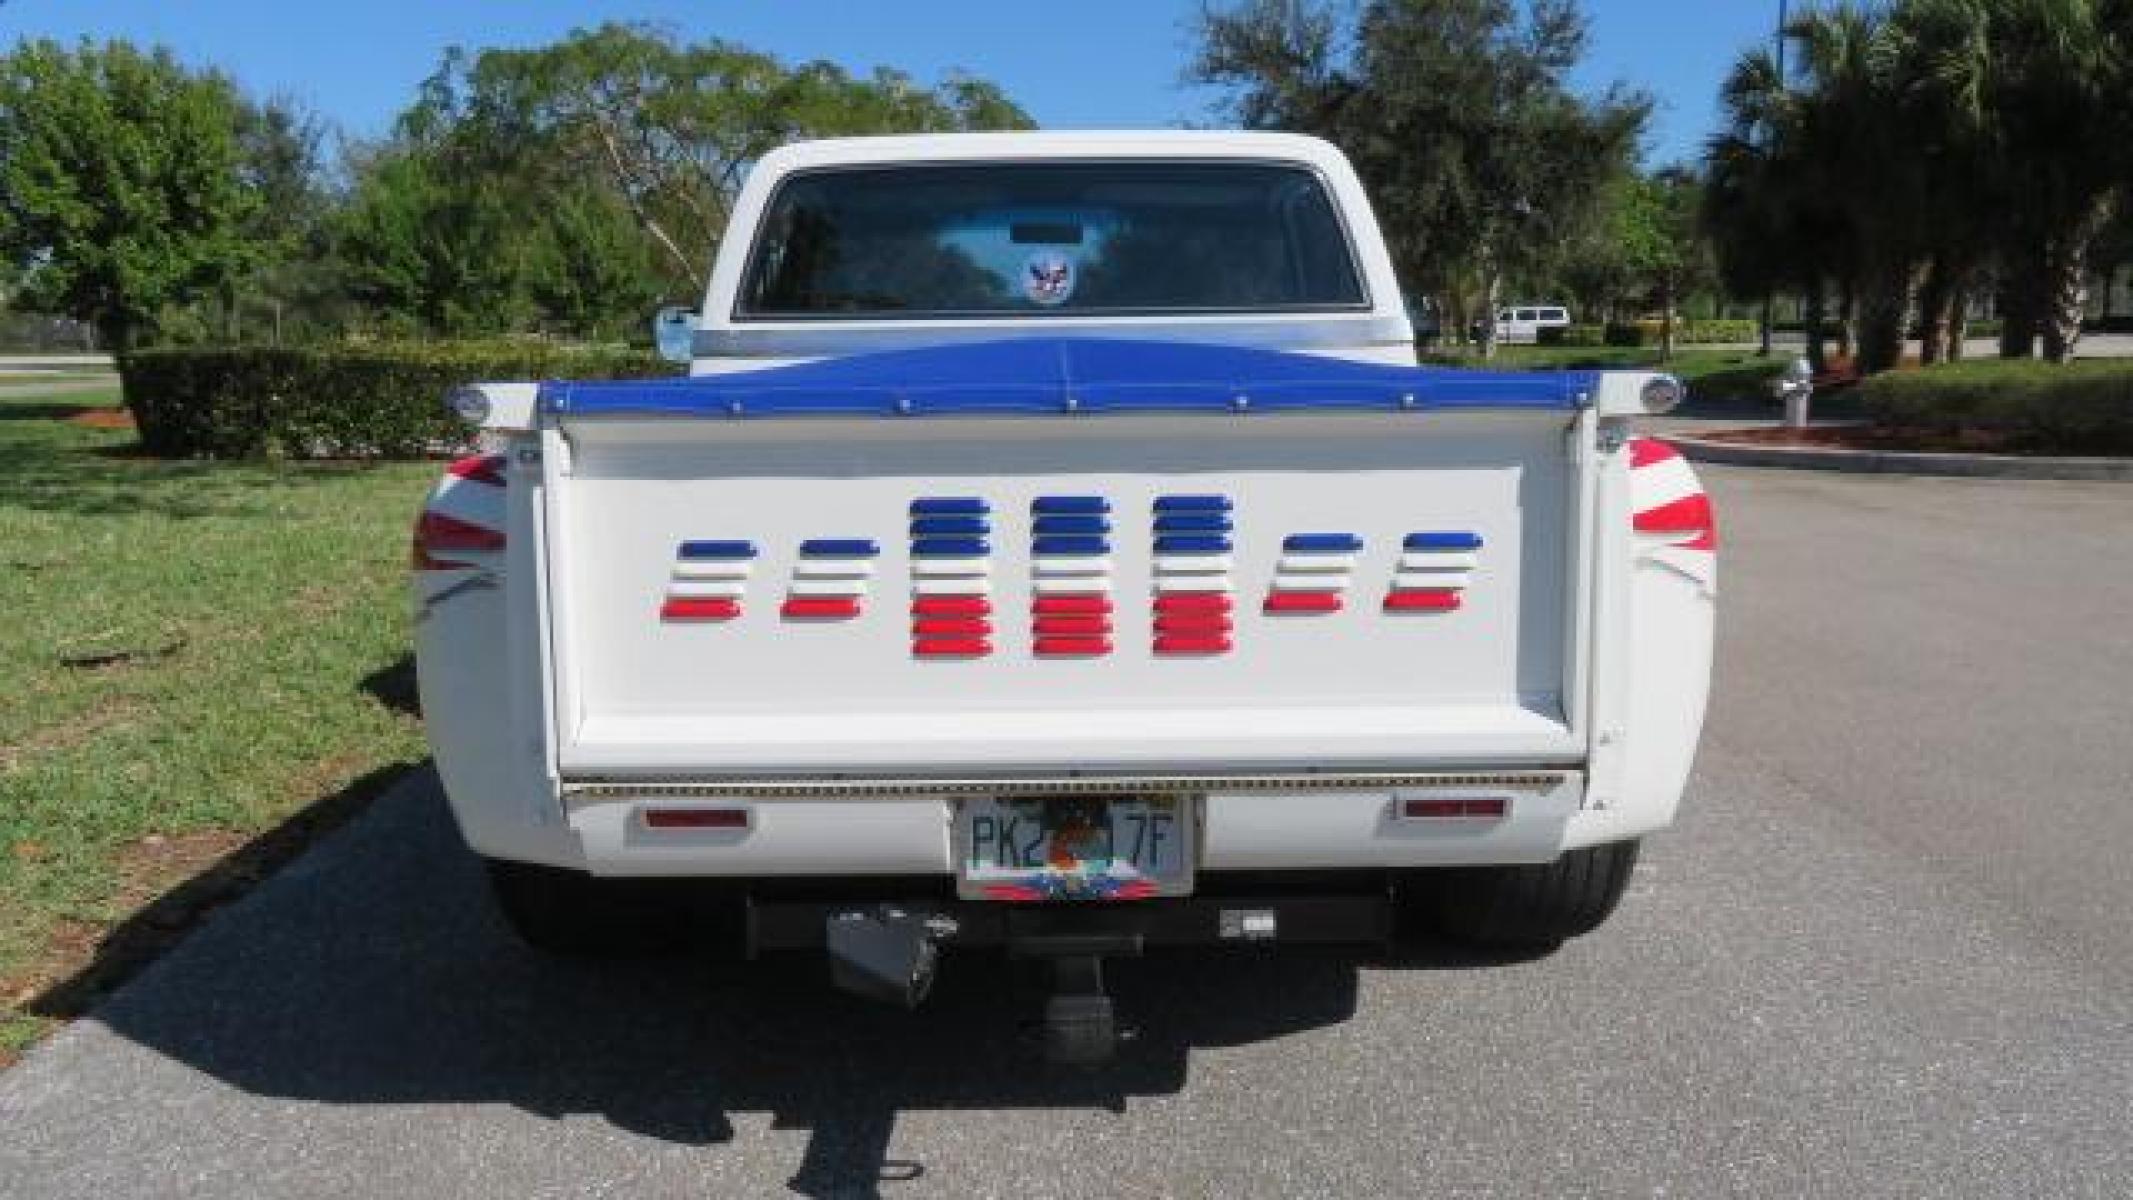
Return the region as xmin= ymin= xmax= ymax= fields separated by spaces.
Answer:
xmin=1596 ymin=318 xmax=1762 ymax=347
xmin=1538 ymin=323 xmax=1608 ymax=347
xmin=1858 ymin=359 xmax=2133 ymax=454
xmin=120 ymin=341 xmax=672 ymax=459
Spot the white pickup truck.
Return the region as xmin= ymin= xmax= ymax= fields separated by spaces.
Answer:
xmin=413 ymin=132 xmax=1716 ymax=1062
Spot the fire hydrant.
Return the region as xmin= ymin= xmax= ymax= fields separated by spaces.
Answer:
xmin=1773 ymin=355 xmax=1813 ymax=429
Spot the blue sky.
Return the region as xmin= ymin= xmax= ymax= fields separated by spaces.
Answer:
xmin=0 ymin=1 xmax=1780 ymax=166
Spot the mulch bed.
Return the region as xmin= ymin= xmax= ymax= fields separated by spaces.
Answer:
xmin=66 ymin=408 xmax=135 ymax=430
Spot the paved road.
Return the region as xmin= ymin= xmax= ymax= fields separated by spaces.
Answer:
xmin=4 ymin=468 xmax=2131 ymax=1198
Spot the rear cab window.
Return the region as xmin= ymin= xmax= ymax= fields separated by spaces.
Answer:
xmin=738 ymin=161 xmax=1367 ymax=319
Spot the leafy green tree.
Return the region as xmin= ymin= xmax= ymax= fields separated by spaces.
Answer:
xmin=1616 ymin=167 xmax=1708 ymax=360
xmin=405 ymin=24 xmax=1036 ymax=299
xmin=333 ymin=146 xmax=532 ymax=336
xmin=0 ymin=39 xmax=259 ymax=349
xmin=1194 ymin=0 xmax=1647 ymax=357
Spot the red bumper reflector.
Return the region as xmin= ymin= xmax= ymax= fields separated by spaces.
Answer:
xmin=781 ymin=596 xmax=861 ymax=619
xmin=912 ymin=595 xmax=991 ymax=616
xmin=913 ymin=616 xmax=991 ymax=636
xmin=1154 ymin=634 xmax=1232 ymax=655
xmin=661 ymin=597 xmax=741 ymax=621
xmin=1384 ymin=589 xmax=1462 ymax=612
xmin=1033 ymin=614 xmax=1111 ymax=636
xmin=642 ymin=807 xmax=749 ymax=830
xmin=1033 ymin=595 xmax=1111 ymax=615
xmin=1035 ymin=636 xmax=1112 ymax=656
xmin=1264 ymin=591 xmax=1342 ymax=613
xmin=1155 ymin=593 xmax=1231 ymax=614
xmin=914 ymin=638 xmax=991 ymax=657
xmin=1402 ymin=796 xmax=1509 ymax=819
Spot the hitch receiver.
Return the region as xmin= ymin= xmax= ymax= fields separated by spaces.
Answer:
xmin=825 ymin=906 xmax=955 ymax=1009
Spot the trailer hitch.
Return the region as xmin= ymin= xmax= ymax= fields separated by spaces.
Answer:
xmin=823 ymin=908 xmax=1135 ymax=1065
xmin=824 ymin=905 xmax=957 ymax=1009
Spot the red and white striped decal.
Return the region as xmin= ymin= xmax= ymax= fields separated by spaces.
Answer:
xmin=1628 ymin=438 xmax=1717 ymax=552
xmin=411 ymin=453 xmax=506 ymax=571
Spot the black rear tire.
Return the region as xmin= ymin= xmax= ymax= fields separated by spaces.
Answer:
xmin=1398 ymin=839 xmax=1641 ymax=950
xmin=483 ymin=859 xmax=744 ymax=959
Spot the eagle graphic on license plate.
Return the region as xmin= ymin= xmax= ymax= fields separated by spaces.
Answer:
xmin=957 ymin=794 xmax=1192 ymax=901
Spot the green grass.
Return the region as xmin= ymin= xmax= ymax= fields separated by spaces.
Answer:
xmin=0 ymin=385 xmax=431 ymax=1056
xmin=1427 ymin=345 xmax=1791 ymax=406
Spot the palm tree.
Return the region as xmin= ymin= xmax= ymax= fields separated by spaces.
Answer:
xmin=1974 ymin=0 xmax=2130 ymax=361
xmin=1886 ymin=0 xmax=1994 ymax=363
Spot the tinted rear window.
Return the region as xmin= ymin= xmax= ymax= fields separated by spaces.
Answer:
xmin=738 ymin=162 xmax=1367 ymax=319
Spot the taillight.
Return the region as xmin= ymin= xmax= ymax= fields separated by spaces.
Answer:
xmin=641 ymin=807 xmax=750 ymax=830
xmin=410 ymin=510 xmax=503 ymax=570
xmin=1401 ymin=796 xmax=1509 ymax=820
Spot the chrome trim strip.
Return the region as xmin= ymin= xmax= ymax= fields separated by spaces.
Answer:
xmin=562 ymin=770 xmax=1574 ymax=803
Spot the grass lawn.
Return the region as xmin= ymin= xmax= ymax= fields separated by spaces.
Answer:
xmin=0 ymin=385 xmax=432 ymax=1062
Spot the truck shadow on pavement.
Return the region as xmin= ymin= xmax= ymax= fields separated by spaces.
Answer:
xmin=79 ymin=769 xmax=1520 ymax=1199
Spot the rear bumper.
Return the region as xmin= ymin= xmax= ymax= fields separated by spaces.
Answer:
xmin=554 ymin=772 xmax=1594 ymax=878
xmin=746 ymin=872 xmax=1394 ymax=951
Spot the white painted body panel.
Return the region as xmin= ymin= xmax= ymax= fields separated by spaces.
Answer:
xmin=411 ymin=133 xmax=1716 ymax=880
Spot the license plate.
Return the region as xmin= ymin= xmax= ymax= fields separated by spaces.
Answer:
xmin=954 ymin=794 xmax=1194 ymax=901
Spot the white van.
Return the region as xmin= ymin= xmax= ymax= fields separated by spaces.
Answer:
xmin=1493 ymin=305 xmax=1572 ymax=345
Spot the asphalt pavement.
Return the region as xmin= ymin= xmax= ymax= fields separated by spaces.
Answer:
xmin=3 ymin=467 xmax=2130 ymax=1198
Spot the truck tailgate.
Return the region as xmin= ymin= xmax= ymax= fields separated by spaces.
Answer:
xmin=536 ymin=340 xmax=1594 ymax=777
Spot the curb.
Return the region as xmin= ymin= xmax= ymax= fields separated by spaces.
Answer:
xmin=1664 ymin=432 xmax=2133 ymax=481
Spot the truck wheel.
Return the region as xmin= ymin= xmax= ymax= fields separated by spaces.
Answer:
xmin=1399 ymin=840 xmax=1640 ymax=950
xmin=483 ymin=859 xmax=741 ymax=959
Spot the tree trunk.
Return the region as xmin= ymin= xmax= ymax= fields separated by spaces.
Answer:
xmin=2040 ymin=194 xmax=2114 ymax=363
xmin=1917 ymin=257 xmax=1950 ymax=365
xmin=1478 ymin=269 xmax=1500 ymax=361
xmin=1856 ymin=257 xmax=1913 ymax=375
xmin=1758 ymin=292 xmax=1774 ymax=357
xmin=1946 ymin=280 xmax=1970 ymax=362
xmin=1802 ymin=277 xmax=1828 ymax=375
xmin=1836 ymin=275 xmax=1857 ymax=362
xmin=1997 ymin=248 xmax=2040 ymax=358
xmin=1659 ymin=275 xmax=1676 ymax=363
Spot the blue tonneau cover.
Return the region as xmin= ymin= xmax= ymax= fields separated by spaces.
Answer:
xmin=539 ymin=337 xmax=1593 ymax=418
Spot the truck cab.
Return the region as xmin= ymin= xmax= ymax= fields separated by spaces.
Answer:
xmin=413 ymin=132 xmax=1716 ymax=1062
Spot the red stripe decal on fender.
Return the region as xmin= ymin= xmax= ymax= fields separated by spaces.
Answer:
xmin=1633 ymin=493 xmax=1717 ymax=547
xmin=445 ymin=453 xmax=509 ymax=486
xmin=1628 ymin=437 xmax=1679 ymax=468
xmin=415 ymin=510 xmax=504 ymax=552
